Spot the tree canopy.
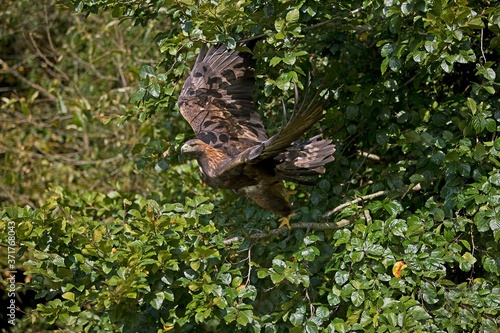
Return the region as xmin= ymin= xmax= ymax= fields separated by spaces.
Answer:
xmin=1 ymin=0 xmax=500 ymax=332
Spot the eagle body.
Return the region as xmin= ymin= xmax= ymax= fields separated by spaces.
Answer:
xmin=178 ymin=43 xmax=335 ymax=220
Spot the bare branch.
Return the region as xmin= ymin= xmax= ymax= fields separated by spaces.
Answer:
xmin=244 ymin=246 xmax=252 ymax=286
xmin=357 ymin=150 xmax=381 ymax=161
xmin=324 ymin=183 xmax=422 ymax=218
xmin=480 ymin=29 xmax=487 ymax=63
xmin=305 ymin=288 xmax=315 ymax=318
xmin=323 ymin=190 xmax=388 ymax=218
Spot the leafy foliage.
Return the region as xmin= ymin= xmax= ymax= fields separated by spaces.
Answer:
xmin=1 ymin=0 xmax=500 ymax=332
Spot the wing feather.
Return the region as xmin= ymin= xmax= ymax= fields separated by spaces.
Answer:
xmin=178 ymin=44 xmax=268 ymax=157
xmin=214 ymin=87 xmax=332 ymax=176
xmin=258 ymin=87 xmax=330 ymax=160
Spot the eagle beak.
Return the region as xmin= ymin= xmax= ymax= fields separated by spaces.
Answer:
xmin=180 ymin=142 xmax=190 ymax=153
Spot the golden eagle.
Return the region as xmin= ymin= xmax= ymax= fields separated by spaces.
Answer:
xmin=179 ymin=43 xmax=335 ymax=228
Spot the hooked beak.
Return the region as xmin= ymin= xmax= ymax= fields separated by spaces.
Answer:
xmin=180 ymin=142 xmax=191 ymax=154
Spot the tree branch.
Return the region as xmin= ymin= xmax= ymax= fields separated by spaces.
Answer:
xmin=324 ymin=183 xmax=422 ymax=218
xmin=223 ymin=219 xmax=351 ymax=245
xmin=223 ymin=184 xmax=422 ymax=245
xmin=323 ymin=190 xmax=388 ymax=218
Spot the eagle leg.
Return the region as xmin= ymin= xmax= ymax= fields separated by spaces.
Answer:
xmin=278 ymin=212 xmax=296 ymax=229
xmin=278 ymin=189 xmax=297 ymax=229
xmin=285 ymin=190 xmax=297 ymax=202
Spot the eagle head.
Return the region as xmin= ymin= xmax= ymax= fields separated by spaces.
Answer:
xmin=180 ymin=139 xmax=206 ymax=155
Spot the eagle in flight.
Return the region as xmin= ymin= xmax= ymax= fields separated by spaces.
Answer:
xmin=178 ymin=42 xmax=335 ymax=228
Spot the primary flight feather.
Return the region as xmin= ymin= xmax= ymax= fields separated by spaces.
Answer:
xmin=178 ymin=43 xmax=335 ymax=226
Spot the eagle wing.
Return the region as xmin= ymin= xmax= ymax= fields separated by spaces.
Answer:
xmin=216 ymin=85 xmax=332 ymax=176
xmin=178 ymin=44 xmax=268 ymax=157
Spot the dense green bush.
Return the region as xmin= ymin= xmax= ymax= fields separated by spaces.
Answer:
xmin=1 ymin=0 xmax=500 ymax=332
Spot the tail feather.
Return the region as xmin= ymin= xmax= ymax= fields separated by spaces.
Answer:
xmin=274 ymin=134 xmax=335 ymax=181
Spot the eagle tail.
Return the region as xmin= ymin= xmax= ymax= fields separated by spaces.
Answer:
xmin=274 ymin=134 xmax=335 ymax=182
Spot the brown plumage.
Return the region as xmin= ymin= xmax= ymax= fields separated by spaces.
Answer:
xmin=179 ymin=43 xmax=335 ymax=224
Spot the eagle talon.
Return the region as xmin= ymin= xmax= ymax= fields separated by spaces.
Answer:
xmin=278 ymin=213 xmax=296 ymax=229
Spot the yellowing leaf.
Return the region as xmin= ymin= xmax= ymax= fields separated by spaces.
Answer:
xmin=392 ymin=261 xmax=408 ymax=278
xmin=93 ymin=228 xmax=102 ymax=243
xmin=62 ymin=292 xmax=75 ymax=302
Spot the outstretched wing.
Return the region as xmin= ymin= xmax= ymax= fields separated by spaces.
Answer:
xmin=258 ymin=85 xmax=331 ymax=160
xmin=178 ymin=44 xmax=268 ymax=157
xmin=215 ymin=85 xmax=333 ymax=175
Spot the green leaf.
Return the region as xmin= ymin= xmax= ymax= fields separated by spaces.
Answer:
xmin=164 ymin=289 xmax=174 ymax=302
xmin=384 ymin=201 xmax=403 ymax=217
xmin=334 ymin=271 xmax=349 ymax=286
xmin=57 ymin=95 xmax=67 ymax=114
xmin=213 ymin=296 xmax=227 ymax=309
xmin=483 ymin=257 xmax=499 ymax=273
xmin=274 ymin=18 xmax=285 ymax=32
xmin=351 ymin=251 xmax=364 ymax=263
xmin=316 ymin=306 xmax=330 ymax=319
xmin=351 ymin=290 xmax=365 ymax=307
xmin=150 ymin=291 xmax=165 ymax=310
xmin=381 ymin=43 xmax=394 ymax=57
xmin=270 ymin=272 xmax=285 ymax=284
xmin=236 ymin=310 xmax=253 ymax=326
xmin=380 ymin=58 xmax=389 ymax=74
xmin=462 ymin=252 xmax=477 ymax=265
xmin=433 ymin=208 xmax=445 ymax=221
xmin=421 ymin=284 xmax=439 ymax=305
xmin=130 ymin=87 xmax=146 ymax=104
xmin=270 ymin=56 xmax=282 ymax=66
xmin=286 ymin=8 xmax=300 ymax=23
xmin=257 ymin=269 xmax=269 ymax=279
xmin=467 ymin=16 xmax=485 ymax=28
xmin=328 ymin=286 xmax=341 ymax=306
xmin=290 ymin=306 xmax=305 ymax=326
xmin=475 ymin=210 xmax=492 ymax=232
xmin=305 ymin=321 xmax=319 ymax=333
xmin=149 ymin=83 xmax=161 ymax=98
xmin=490 ymin=218 xmax=500 ymax=232
xmin=466 ymin=98 xmax=477 ymax=114
xmin=441 ymin=60 xmax=452 ymax=73
xmin=139 ymin=65 xmax=155 ymax=78
xmin=388 ymin=219 xmax=407 ymax=237
xmin=195 ymin=203 xmax=214 ymax=215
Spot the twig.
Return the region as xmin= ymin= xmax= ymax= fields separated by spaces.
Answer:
xmin=363 ymin=209 xmax=372 ymax=224
xmin=480 ymin=29 xmax=487 ymax=63
xmin=357 ymin=150 xmax=381 ymax=161
xmin=323 ymin=190 xmax=388 ymax=218
xmin=324 ymin=183 xmax=422 ymax=218
xmin=245 ymin=246 xmax=252 ymax=286
xmin=305 ymin=288 xmax=315 ymax=318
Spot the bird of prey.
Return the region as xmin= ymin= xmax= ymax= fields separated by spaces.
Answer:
xmin=178 ymin=42 xmax=335 ymax=228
